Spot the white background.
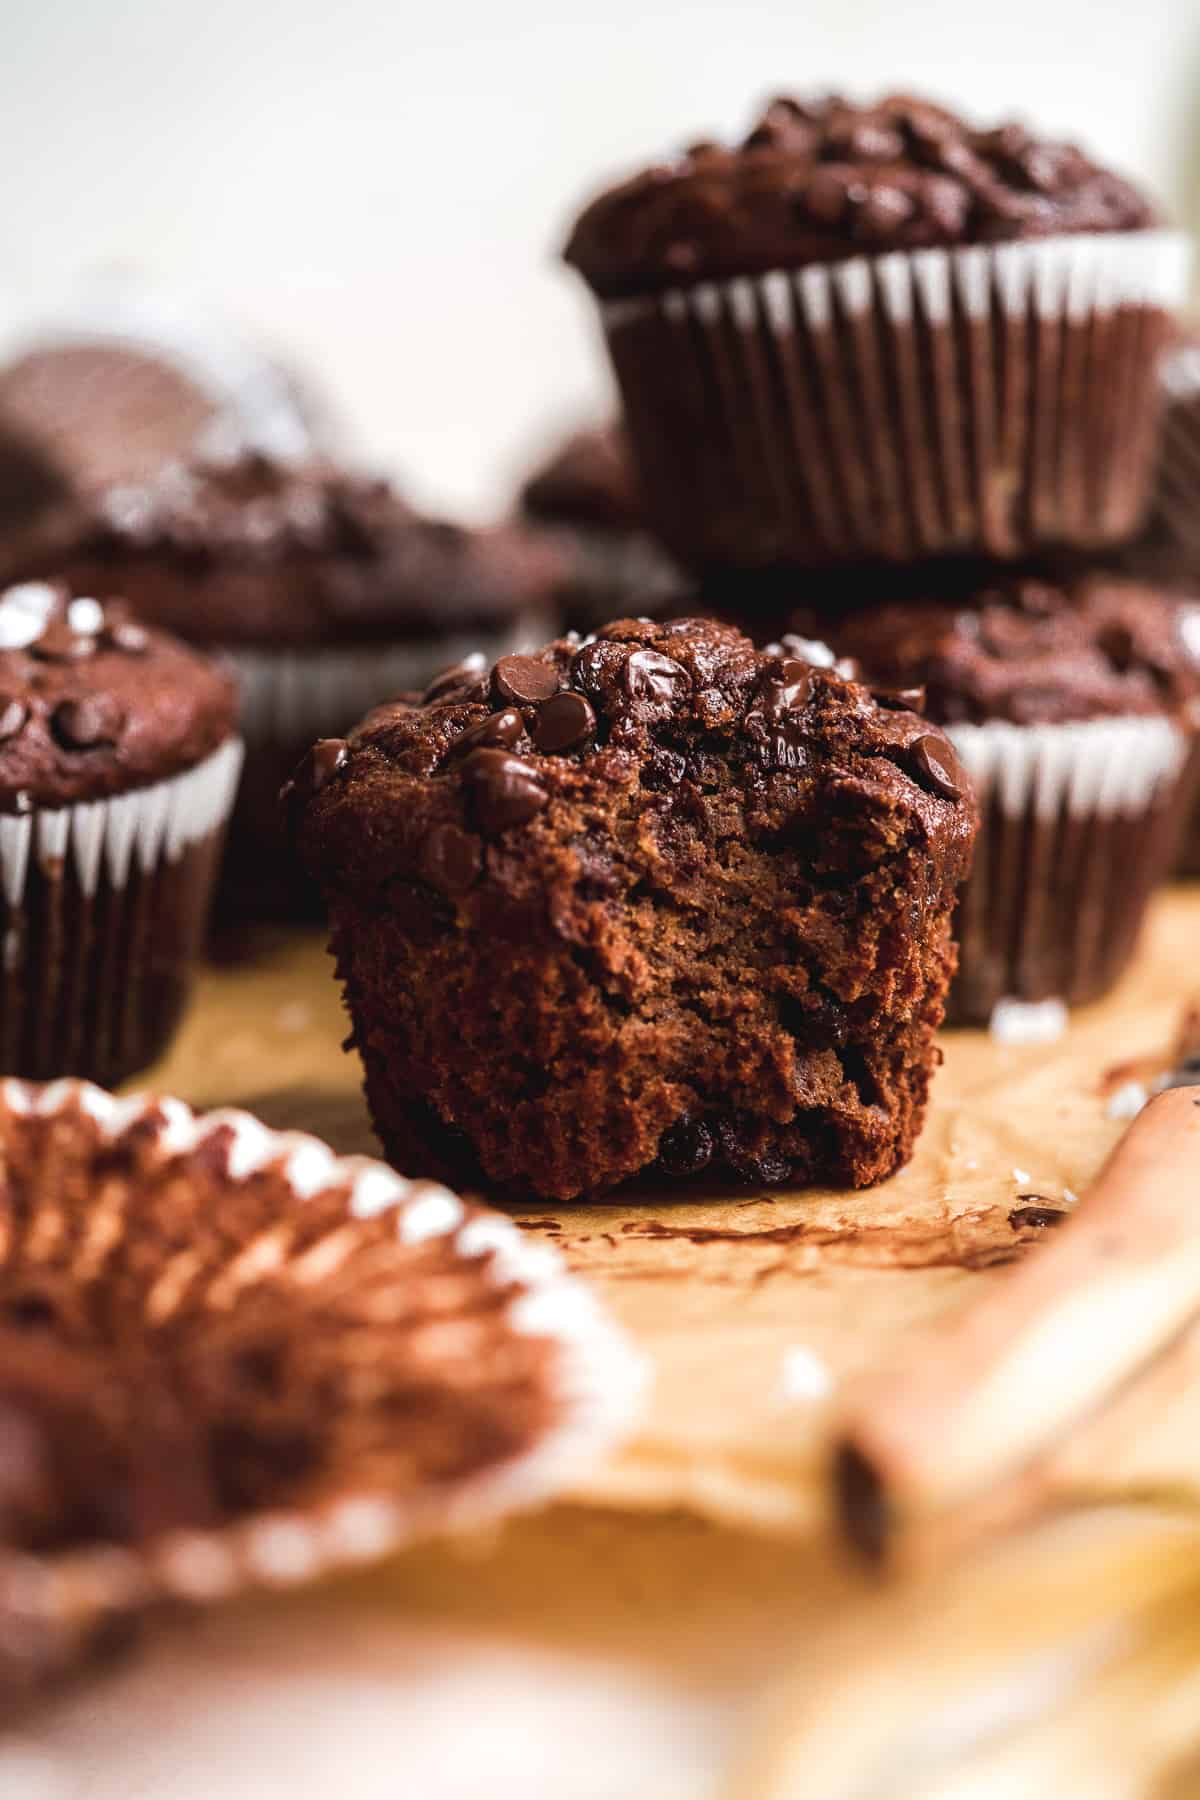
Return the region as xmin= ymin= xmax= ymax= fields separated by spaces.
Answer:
xmin=3 ymin=0 xmax=1200 ymax=516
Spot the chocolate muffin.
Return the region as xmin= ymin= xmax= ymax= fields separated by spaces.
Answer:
xmin=565 ymin=93 xmax=1187 ymax=572
xmin=832 ymin=571 xmax=1200 ymax=1023
xmin=0 ymin=1078 xmax=641 ymax=1708
xmin=13 ymin=453 xmax=562 ymax=919
xmin=0 ymin=580 xmax=240 ymax=1081
xmin=292 ymin=616 xmax=978 ymax=1201
xmin=518 ymin=422 xmax=684 ymax=632
xmin=0 ymin=285 xmax=327 ymax=529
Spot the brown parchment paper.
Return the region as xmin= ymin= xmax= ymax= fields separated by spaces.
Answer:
xmin=146 ymin=890 xmax=1200 ymax=1541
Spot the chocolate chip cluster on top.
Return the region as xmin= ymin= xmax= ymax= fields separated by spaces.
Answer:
xmin=293 ymin=617 xmax=978 ymax=1202
xmin=0 ymin=580 xmax=236 ymax=812
xmin=564 ymin=92 xmax=1158 ymax=298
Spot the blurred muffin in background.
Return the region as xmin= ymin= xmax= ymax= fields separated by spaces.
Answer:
xmin=830 ymin=568 xmax=1200 ymax=1026
xmin=0 ymin=281 xmax=332 ymax=530
xmin=0 ymin=578 xmax=240 ymax=1081
xmin=1121 ymin=325 xmax=1200 ymax=874
xmin=8 ymin=452 xmax=564 ymax=921
xmin=518 ymin=421 xmax=685 ymax=632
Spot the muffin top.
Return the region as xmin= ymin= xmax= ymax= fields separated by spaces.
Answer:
xmin=565 ymin=92 xmax=1158 ymax=299
xmin=289 ymin=615 xmax=978 ymax=901
xmin=520 ymin=423 xmax=646 ymax=533
xmin=831 ymin=572 xmax=1200 ymax=728
xmin=10 ymin=453 xmax=567 ymax=649
xmin=0 ymin=580 xmax=236 ymax=812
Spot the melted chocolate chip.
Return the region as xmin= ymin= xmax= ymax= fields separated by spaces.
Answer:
xmin=461 ymin=749 xmax=548 ymax=833
xmin=657 ymin=1118 xmax=715 ymax=1177
xmin=287 ymin=738 xmax=350 ymax=806
xmin=622 ymin=648 xmax=690 ymax=709
xmin=1009 ymin=1202 xmax=1067 ymax=1230
xmin=51 ymin=695 xmax=124 ymax=751
xmin=758 ymin=657 xmax=813 ymax=720
xmin=533 ymin=691 xmax=595 ymax=754
xmin=419 ymin=823 xmax=483 ymax=896
xmin=421 ymin=660 xmax=487 ymax=706
xmin=492 ymin=654 xmax=560 ymax=706
xmin=450 ymin=707 xmax=524 ymax=757
xmin=872 ymin=684 xmax=927 ymax=715
xmin=905 ymin=731 xmax=966 ymax=802
xmin=0 ymin=698 xmax=28 ymax=742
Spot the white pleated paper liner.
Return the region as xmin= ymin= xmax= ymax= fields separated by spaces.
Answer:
xmin=0 ymin=1079 xmax=646 ymax=1697
xmin=216 ymin=610 xmax=556 ymax=918
xmin=601 ymin=229 xmax=1190 ymax=570
xmin=0 ymin=737 xmax=242 ymax=1082
xmin=944 ymin=713 xmax=1197 ymax=1027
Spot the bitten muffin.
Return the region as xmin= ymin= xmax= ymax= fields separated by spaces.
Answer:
xmin=11 ymin=452 xmax=563 ymax=918
xmin=0 ymin=1079 xmax=640 ymax=1707
xmin=0 ymin=580 xmax=240 ymax=1081
xmin=565 ymin=93 xmax=1186 ymax=571
xmin=832 ymin=571 xmax=1200 ymax=1023
xmin=518 ymin=422 xmax=684 ymax=632
xmin=292 ymin=616 xmax=978 ymax=1202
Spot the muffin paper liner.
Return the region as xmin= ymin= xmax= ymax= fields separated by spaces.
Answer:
xmin=219 ymin=612 xmax=556 ymax=918
xmin=0 ymin=738 xmax=242 ymax=1082
xmin=945 ymin=714 xmax=1198 ymax=1026
xmin=0 ymin=1079 xmax=645 ymax=1703
xmin=601 ymin=229 xmax=1190 ymax=570
xmin=1147 ymin=338 xmax=1200 ymax=560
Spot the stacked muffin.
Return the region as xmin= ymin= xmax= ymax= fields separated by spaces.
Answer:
xmin=563 ymin=92 xmax=1197 ymax=1026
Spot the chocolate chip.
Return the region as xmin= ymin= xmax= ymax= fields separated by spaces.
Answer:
xmin=51 ymin=695 xmax=124 ymax=750
xmin=107 ymin=621 xmax=150 ymax=655
xmin=533 ymin=691 xmax=595 ymax=754
xmin=0 ymin=698 xmax=27 ymax=742
xmin=287 ymin=737 xmax=350 ymax=803
xmin=854 ymin=183 xmax=915 ymax=240
xmin=31 ymin=620 xmax=94 ymax=663
xmin=421 ymin=659 xmax=487 ymax=706
xmin=905 ymin=731 xmax=965 ymax=802
xmin=872 ymin=684 xmax=927 ymax=715
xmin=450 ymin=707 xmax=524 ymax=757
xmin=461 ymin=749 xmax=548 ymax=833
xmin=419 ymin=823 xmax=482 ymax=896
xmin=758 ymin=657 xmax=813 ymax=720
xmin=805 ymin=168 xmax=850 ymax=224
xmin=1009 ymin=1203 xmax=1067 ymax=1230
xmin=657 ymin=1118 xmax=714 ymax=1177
xmin=491 ymin=654 xmax=559 ymax=706
xmin=622 ymin=648 xmax=690 ymax=709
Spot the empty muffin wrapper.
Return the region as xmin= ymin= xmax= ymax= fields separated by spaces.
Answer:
xmin=945 ymin=713 xmax=1199 ymax=1027
xmin=603 ymin=229 xmax=1190 ymax=569
xmin=0 ymin=738 xmax=243 ymax=1083
xmin=0 ymin=1079 xmax=646 ymax=1705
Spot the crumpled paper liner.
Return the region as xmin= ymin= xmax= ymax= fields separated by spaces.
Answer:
xmin=143 ymin=888 xmax=1200 ymax=1546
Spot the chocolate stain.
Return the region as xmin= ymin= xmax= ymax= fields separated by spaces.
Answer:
xmin=605 ymin=1206 xmax=1040 ymax=1273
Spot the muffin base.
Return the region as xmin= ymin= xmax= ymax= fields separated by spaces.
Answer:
xmin=604 ymin=231 xmax=1188 ymax=571
xmin=945 ymin=716 xmax=1197 ymax=1025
